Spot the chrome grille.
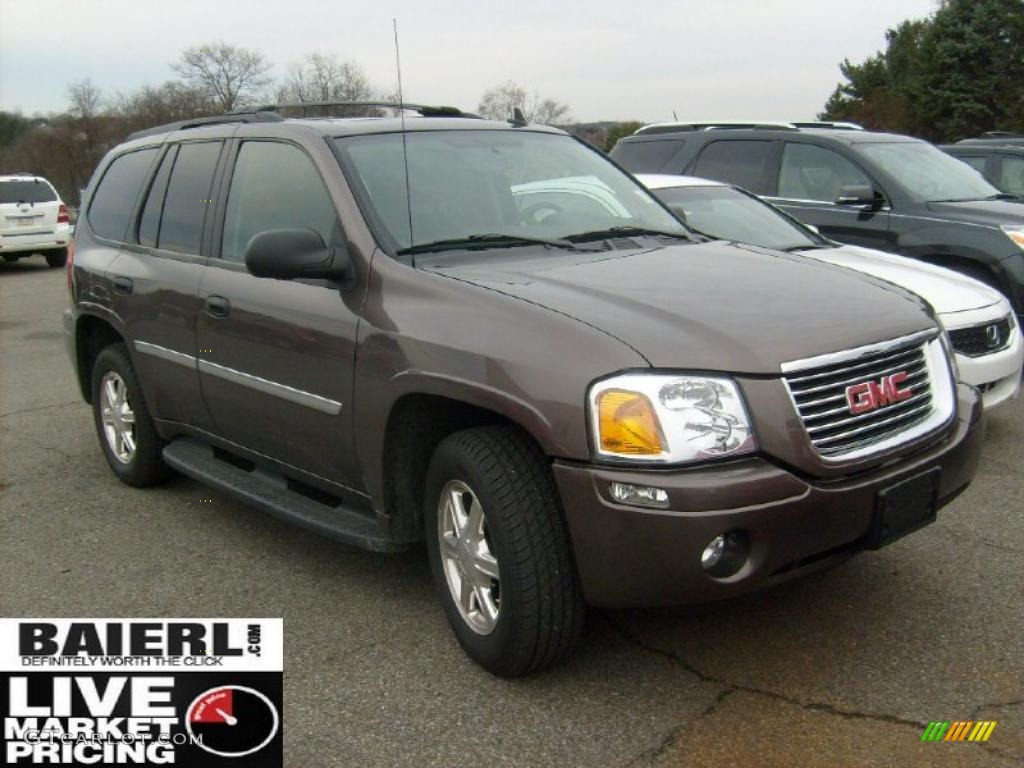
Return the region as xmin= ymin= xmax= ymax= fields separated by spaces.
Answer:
xmin=784 ymin=340 xmax=935 ymax=458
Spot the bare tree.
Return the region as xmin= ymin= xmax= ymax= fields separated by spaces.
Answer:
xmin=117 ymin=81 xmax=217 ymax=131
xmin=173 ymin=42 xmax=272 ymax=112
xmin=281 ymin=53 xmax=375 ymax=103
xmin=477 ymin=81 xmax=572 ymax=125
xmin=68 ymin=79 xmax=102 ymax=119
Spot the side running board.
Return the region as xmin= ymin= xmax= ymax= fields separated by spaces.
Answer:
xmin=162 ymin=438 xmax=410 ymax=553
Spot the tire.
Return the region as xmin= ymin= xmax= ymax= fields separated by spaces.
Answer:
xmin=424 ymin=426 xmax=585 ymax=676
xmin=45 ymin=248 xmax=67 ymax=268
xmin=91 ymin=343 xmax=171 ymax=487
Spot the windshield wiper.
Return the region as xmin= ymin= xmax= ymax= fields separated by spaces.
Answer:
xmin=930 ymin=194 xmax=1020 ymax=203
xmin=563 ymin=225 xmax=692 ymax=243
xmin=397 ymin=233 xmax=579 ymax=255
xmin=783 ymin=243 xmax=832 ymax=252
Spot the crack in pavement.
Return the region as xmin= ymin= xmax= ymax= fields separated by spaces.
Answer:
xmin=0 ymin=400 xmax=81 ymax=420
xmin=605 ymin=613 xmax=1024 ymax=765
xmin=623 ymin=689 xmax=737 ymax=768
xmin=931 ymin=522 xmax=1024 ymax=555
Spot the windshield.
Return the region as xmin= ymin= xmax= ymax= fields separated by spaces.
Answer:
xmin=858 ymin=142 xmax=1000 ymax=202
xmin=652 ymin=184 xmax=825 ymax=251
xmin=333 ymin=130 xmax=687 ymax=253
xmin=0 ymin=179 xmax=57 ymax=204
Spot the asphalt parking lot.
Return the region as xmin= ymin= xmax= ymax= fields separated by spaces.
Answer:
xmin=1 ymin=257 xmax=1022 ymax=767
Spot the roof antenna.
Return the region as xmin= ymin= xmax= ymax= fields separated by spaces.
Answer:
xmin=394 ymin=18 xmax=415 ymax=263
xmin=672 ymin=109 xmax=678 ymax=121
xmin=510 ymin=107 xmax=528 ymax=127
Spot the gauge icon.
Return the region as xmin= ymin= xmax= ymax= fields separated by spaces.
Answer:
xmin=185 ymin=685 xmax=279 ymax=758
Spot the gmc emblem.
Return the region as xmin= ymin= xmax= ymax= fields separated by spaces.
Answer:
xmin=845 ymin=372 xmax=913 ymax=415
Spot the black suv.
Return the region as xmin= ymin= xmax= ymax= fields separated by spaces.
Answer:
xmin=942 ymin=134 xmax=1024 ymax=198
xmin=611 ymin=122 xmax=1024 ymax=323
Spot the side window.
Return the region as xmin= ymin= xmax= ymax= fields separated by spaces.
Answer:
xmin=999 ymin=156 xmax=1024 ymax=197
xmin=158 ymin=141 xmax=222 ymax=254
xmin=690 ymin=141 xmax=773 ymax=193
xmin=137 ymin=146 xmax=176 ymax=247
xmin=612 ymin=140 xmax=685 ymax=173
xmin=956 ymin=154 xmax=988 ymax=174
xmin=88 ymin=148 xmax=158 ymax=241
xmin=221 ymin=141 xmax=340 ymax=263
xmin=778 ymin=143 xmax=873 ymax=203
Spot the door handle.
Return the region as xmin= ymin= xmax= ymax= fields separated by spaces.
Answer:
xmin=206 ymin=295 xmax=231 ymax=319
xmin=111 ymin=276 xmax=133 ymax=295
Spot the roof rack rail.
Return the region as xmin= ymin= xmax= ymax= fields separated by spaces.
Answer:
xmin=634 ymin=121 xmax=799 ymax=136
xmin=790 ymin=121 xmax=864 ymax=130
xmin=124 ymin=101 xmax=478 ymax=143
xmin=253 ymin=101 xmax=478 ymax=119
xmin=125 ymin=111 xmax=284 ymax=141
xmin=980 ymin=131 xmax=1024 ymax=138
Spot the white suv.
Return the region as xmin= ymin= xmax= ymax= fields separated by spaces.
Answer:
xmin=0 ymin=174 xmax=73 ymax=268
xmin=640 ymin=174 xmax=1024 ymax=410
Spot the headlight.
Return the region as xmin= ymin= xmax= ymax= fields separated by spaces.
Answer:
xmin=1001 ymin=225 xmax=1024 ymax=251
xmin=588 ymin=373 xmax=756 ymax=463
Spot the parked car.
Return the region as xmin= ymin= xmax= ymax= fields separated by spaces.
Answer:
xmin=610 ymin=122 xmax=1024 ymax=325
xmin=941 ymin=141 xmax=1024 ymax=198
xmin=638 ymin=174 xmax=1023 ymax=410
xmin=0 ymin=174 xmax=73 ymax=267
xmin=66 ymin=105 xmax=983 ymax=675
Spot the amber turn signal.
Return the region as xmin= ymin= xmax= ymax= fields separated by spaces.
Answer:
xmin=597 ymin=389 xmax=666 ymax=455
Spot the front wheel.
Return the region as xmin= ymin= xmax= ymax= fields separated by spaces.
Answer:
xmin=424 ymin=426 xmax=585 ymax=676
xmin=45 ymin=248 xmax=68 ymax=268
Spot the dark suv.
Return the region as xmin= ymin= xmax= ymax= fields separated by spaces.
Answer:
xmin=66 ymin=105 xmax=983 ymax=675
xmin=942 ymin=135 xmax=1024 ymax=198
xmin=611 ymin=122 xmax=1024 ymax=324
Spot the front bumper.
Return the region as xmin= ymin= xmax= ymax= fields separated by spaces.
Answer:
xmin=554 ymin=383 xmax=984 ymax=608
xmin=943 ymin=310 xmax=1022 ymax=410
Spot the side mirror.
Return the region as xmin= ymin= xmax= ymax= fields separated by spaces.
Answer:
xmin=834 ymin=184 xmax=878 ymax=207
xmin=244 ymin=228 xmax=350 ymax=281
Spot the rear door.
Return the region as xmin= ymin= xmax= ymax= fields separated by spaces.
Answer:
xmin=686 ymin=139 xmax=778 ymax=194
xmin=768 ymin=141 xmax=895 ymax=252
xmin=196 ymin=136 xmax=362 ymax=486
xmin=106 ymin=138 xmax=225 ymax=430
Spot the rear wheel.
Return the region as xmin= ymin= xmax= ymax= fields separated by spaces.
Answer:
xmin=45 ymin=248 xmax=67 ymax=268
xmin=91 ymin=343 xmax=170 ymax=487
xmin=424 ymin=426 xmax=585 ymax=676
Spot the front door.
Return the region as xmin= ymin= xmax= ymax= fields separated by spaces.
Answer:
xmin=196 ymin=138 xmax=361 ymax=486
xmin=769 ymin=141 xmax=895 ymax=252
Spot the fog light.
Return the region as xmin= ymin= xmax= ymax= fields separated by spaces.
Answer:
xmin=609 ymin=482 xmax=669 ymax=508
xmin=700 ymin=530 xmax=749 ymax=577
xmin=701 ymin=536 xmax=727 ymax=568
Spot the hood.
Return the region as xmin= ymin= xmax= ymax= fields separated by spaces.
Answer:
xmin=421 ymin=241 xmax=936 ymax=374
xmin=809 ymin=244 xmax=1002 ymax=316
xmin=925 ymin=199 xmax=1024 ymax=227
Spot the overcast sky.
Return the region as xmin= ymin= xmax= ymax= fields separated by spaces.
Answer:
xmin=0 ymin=0 xmax=938 ymax=122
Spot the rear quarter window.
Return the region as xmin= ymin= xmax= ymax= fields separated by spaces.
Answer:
xmin=88 ymin=149 xmax=159 ymax=241
xmin=0 ymin=180 xmax=58 ymax=204
xmin=690 ymin=140 xmax=774 ymax=194
xmin=611 ymin=139 xmax=685 ymax=173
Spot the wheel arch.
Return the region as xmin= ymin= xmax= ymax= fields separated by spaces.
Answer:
xmin=74 ymin=312 xmax=127 ymax=404
xmin=374 ymin=389 xmax=555 ymax=543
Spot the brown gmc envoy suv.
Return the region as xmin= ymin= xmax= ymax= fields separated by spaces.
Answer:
xmin=64 ymin=105 xmax=984 ymax=675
